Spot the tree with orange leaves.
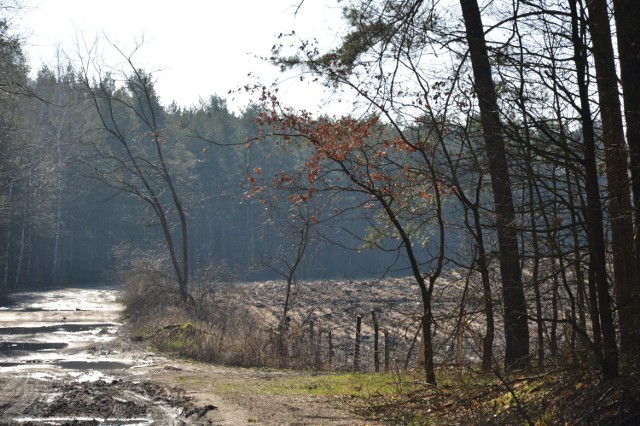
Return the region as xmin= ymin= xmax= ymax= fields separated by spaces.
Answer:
xmin=247 ymin=90 xmax=457 ymax=383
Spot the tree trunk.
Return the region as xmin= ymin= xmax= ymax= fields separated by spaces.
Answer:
xmin=471 ymin=200 xmax=495 ymax=372
xmin=421 ymin=309 xmax=436 ymax=383
xmin=586 ymin=0 xmax=636 ymax=370
xmin=51 ymin=172 xmax=62 ymax=287
xmin=14 ymin=213 xmax=26 ymax=288
xmin=2 ymin=181 xmax=13 ymax=295
xmin=569 ymin=0 xmax=619 ymax=379
xmin=612 ymin=0 xmax=640 ymax=369
xmin=478 ymin=242 xmax=495 ymax=372
xmin=459 ymin=0 xmax=529 ymax=369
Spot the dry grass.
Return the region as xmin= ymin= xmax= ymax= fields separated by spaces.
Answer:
xmin=354 ymin=366 xmax=640 ymax=425
xmin=121 ymin=274 xmax=324 ymax=369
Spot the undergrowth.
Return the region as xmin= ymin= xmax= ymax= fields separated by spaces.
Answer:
xmin=251 ymin=367 xmax=640 ymax=425
xmin=119 ymin=263 xmax=324 ymax=369
xmin=117 ymin=261 xmax=640 ymax=425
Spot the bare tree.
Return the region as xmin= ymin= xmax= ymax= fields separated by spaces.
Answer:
xmin=258 ymin=200 xmax=316 ymax=358
xmin=76 ymin=41 xmax=194 ymax=307
xmin=459 ymin=0 xmax=529 ymax=369
xmin=586 ymin=0 xmax=635 ymax=372
xmin=612 ymin=0 xmax=640 ymax=369
xmin=568 ymin=0 xmax=618 ymax=379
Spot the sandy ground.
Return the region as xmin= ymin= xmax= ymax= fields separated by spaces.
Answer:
xmin=0 ymin=286 xmax=375 ymax=425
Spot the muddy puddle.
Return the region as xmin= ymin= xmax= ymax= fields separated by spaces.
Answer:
xmin=0 ymin=285 xmax=212 ymax=425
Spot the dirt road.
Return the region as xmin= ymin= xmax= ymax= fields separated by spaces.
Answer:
xmin=0 ymin=286 xmax=371 ymax=425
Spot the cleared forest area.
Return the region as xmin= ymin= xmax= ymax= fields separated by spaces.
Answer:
xmin=2 ymin=0 xmax=640 ymax=423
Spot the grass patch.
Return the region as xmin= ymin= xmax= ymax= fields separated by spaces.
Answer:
xmin=173 ymin=375 xmax=206 ymax=387
xmin=354 ymin=367 xmax=640 ymax=425
xmin=262 ymin=372 xmax=423 ymax=399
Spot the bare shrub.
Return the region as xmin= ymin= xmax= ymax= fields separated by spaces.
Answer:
xmin=115 ymin=256 xmax=283 ymax=367
xmin=190 ymin=282 xmax=275 ymax=367
xmin=114 ymin=245 xmax=182 ymax=318
xmin=116 ymin=255 xmax=346 ymax=370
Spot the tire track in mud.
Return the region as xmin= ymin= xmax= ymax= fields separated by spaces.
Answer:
xmin=0 ymin=286 xmax=215 ymax=425
xmin=0 ymin=376 xmax=49 ymax=422
xmin=0 ymin=374 xmax=215 ymax=425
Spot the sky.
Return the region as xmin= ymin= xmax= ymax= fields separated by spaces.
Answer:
xmin=15 ymin=0 xmax=350 ymax=113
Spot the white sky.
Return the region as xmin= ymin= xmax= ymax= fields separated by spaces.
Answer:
xmin=15 ymin=0 xmax=351 ymax=113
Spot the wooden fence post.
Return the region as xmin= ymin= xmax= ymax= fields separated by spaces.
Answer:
xmin=353 ymin=315 xmax=362 ymax=372
xmin=328 ymin=329 xmax=334 ymax=369
xmin=456 ymin=311 xmax=465 ymax=364
xmin=316 ymin=330 xmax=322 ymax=369
xmin=384 ymin=328 xmax=390 ymax=373
xmin=371 ymin=310 xmax=380 ymax=372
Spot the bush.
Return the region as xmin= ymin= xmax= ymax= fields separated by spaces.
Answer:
xmin=116 ymin=248 xmax=181 ymax=318
xmin=119 ymin=269 xmax=324 ymax=368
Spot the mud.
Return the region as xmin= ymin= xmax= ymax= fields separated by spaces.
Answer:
xmin=0 ymin=342 xmax=68 ymax=351
xmin=0 ymin=323 xmax=120 ymax=335
xmin=0 ymin=286 xmax=213 ymax=425
xmin=21 ymin=379 xmax=215 ymax=424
